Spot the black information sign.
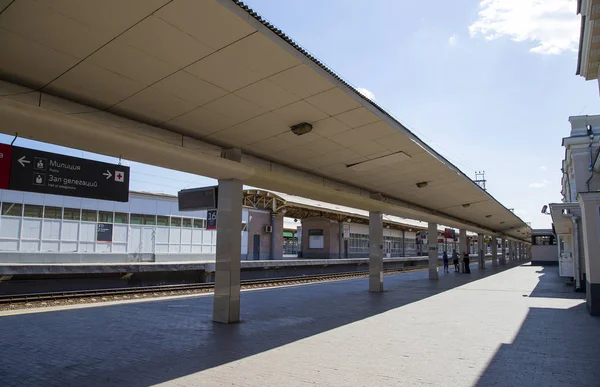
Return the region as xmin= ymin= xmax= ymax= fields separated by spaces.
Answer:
xmin=9 ymin=146 xmax=129 ymax=202
xmin=97 ymin=223 xmax=113 ymax=242
xmin=178 ymin=186 xmax=218 ymax=211
xmin=206 ymin=210 xmax=217 ymax=230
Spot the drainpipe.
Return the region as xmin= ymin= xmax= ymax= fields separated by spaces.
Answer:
xmin=571 ymin=215 xmax=582 ymax=291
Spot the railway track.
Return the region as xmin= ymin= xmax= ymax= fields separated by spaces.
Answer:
xmin=0 ymin=265 xmax=429 ymax=310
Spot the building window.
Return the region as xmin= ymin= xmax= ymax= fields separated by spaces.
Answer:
xmin=23 ymin=204 xmax=43 ymax=218
xmin=44 ymin=206 xmax=62 ymax=219
xmin=142 ymin=215 xmax=156 ymax=225
xmin=349 ymin=232 xmax=369 ymax=254
xmin=63 ymin=208 xmax=81 ymax=221
xmin=156 ymin=216 xmax=169 ymax=226
xmin=308 ymin=229 xmax=324 ymax=249
xmin=193 ymin=218 xmax=205 ymax=229
xmin=98 ymin=211 xmax=113 ymax=223
xmin=114 ymin=212 xmax=128 ymax=224
xmin=130 ymin=214 xmax=143 ymax=225
xmin=81 ymin=209 xmax=97 ymax=222
xmin=170 ymin=217 xmax=182 ymax=227
xmin=1 ymin=202 xmax=22 ymax=217
xmin=182 ymin=218 xmax=192 ymax=228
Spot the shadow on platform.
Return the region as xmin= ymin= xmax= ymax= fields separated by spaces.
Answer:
xmin=0 ymin=261 xmax=521 ymax=386
xmin=476 ymin=266 xmax=600 ymax=386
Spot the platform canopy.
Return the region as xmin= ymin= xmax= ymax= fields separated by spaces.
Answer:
xmin=0 ymin=0 xmax=530 ymax=241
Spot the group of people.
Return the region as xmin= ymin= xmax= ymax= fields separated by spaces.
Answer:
xmin=442 ymin=250 xmax=470 ymax=274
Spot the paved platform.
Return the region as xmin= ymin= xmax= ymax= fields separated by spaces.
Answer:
xmin=1 ymin=261 xmax=597 ymax=386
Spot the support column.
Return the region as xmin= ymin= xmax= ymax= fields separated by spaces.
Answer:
xmin=270 ymin=213 xmax=284 ymax=260
xmin=459 ymin=229 xmax=467 ymax=258
xmin=507 ymin=240 xmax=512 ymax=262
xmin=491 ymin=236 xmax=498 ymax=267
xmin=369 ymin=211 xmax=384 ymax=292
xmin=478 ymin=233 xmax=485 ymax=269
xmin=500 ymin=238 xmax=506 ymax=265
xmin=428 ymin=223 xmax=439 ymax=280
xmin=213 ymin=178 xmax=243 ymax=324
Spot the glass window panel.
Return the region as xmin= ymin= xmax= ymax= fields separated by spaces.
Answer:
xmin=63 ymin=208 xmax=81 ymax=220
xmin=1 ymin=202 xmax=22 ymax=217
xmin=143 ymin=214 xmax=156 ymax=225
xmin=157 ymin=216 xmax=169 ymax=226
xmin=182 ymin=218 xmax=192 ymax=228
xmin=23 ymin=204 xmax=43 ymax=218
xmin=98 ymin=211 xmax=113 ymax=223
xmin=114 ymin=212 xmax=129 ymax=224
xmin=81 ymin=209 xmax=97 ymax=222
xmin=171 ymin=217 xmax=182 ymax=227
xmin=43 ymin=206 xmax=62 ymax=219
xmin=130 ymin=214 xmax=143 ymax=225
xmin=193 ymin=218 xmax=206 ymax=229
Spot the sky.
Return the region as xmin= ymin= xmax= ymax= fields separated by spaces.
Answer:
xmin=1 ymin=0 xmax=597 ymax=229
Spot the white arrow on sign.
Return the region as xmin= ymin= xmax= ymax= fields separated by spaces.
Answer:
xmin=18 ymin=156 xmax=30 ymax=167
xmin=103 ymin=170 xmax=112 ymax=180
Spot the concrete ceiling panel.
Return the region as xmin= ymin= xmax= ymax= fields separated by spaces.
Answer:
xmin=46 ymin=62 xmax=146 ymax=109
xmin=153 ymin=71 xmax=228 ymax=107
xmin=304 ymin=87 xmax=361 ymax=116
xmin=156 ymin=0 xmax=256 ymax=50
xmin=118 ymin=16 xmax=214 ymax=68
xmin=234 ymin=79 xmax=300 ymax=110
xmin=334 ymin=107 xmax=380 ymax=128
xmin=162 ymin=106 xmax=240 ymax=137
xmin=271 ymin=100 xmax=328 ymax=126
xmin=0 ymin=28 xmax=79 ymax=87
xmin=269 ymin=64 xmax=335 ymax=99
xmin=203 ymin=93 xmax=266 ymax=126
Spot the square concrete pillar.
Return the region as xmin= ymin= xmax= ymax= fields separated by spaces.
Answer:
xmin=508 ymin=240 xmax=513 ymax=261
xmin=270 ymin=213 xmax=284 ymax=260
xmin=213 ymin=178 xmax=243 ymax=324
xmin=459 ymin=229 xmax=468 ymax=257
xmin=500 ymin=238 xmax=506 ymax=265
xmin=428 ymin=223 xmax=439 ymax=280
xmin=369 ymin=211 xmax=384 ymax=292
xmin=491 ymin=237 xmax=498 ymax=267
xmin=578 ymin=186 xmax=600 ymax=315
xmin=478 ymin=233 xmax=485 ymax=269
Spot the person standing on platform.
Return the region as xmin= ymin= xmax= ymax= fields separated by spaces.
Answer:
xmin=452 ymin=250 xmax=459 ymax=272
xmin=463 ymin=252 xmax=471 ymax=274
xmin=442 ymin=251 xmax=449 ymax=273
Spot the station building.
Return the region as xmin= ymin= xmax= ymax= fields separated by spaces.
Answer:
xmin=549 ymin=114 xmax=600 ymax=316
xmin=0 ymin=188 xmax=489 ymax=264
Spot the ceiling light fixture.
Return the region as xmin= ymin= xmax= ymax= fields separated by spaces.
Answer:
xmin=416 ymin=181 xmax=428 ymax=188
xmin=462 ymin=203 xmax=470 ymax=208
xmin=290 ymin=122 xmax=313 ymax=136
xmin=485 ymin=215 xmax=492 ymax=218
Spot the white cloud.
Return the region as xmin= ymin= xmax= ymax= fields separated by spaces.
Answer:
xmin=540 ymin=165 xmax=547 ymax=170
xmin=529 ymin=179 xmax=550 ymax=188
xmin=357 ymin=88 xmax=375 ymax=100
xmin=448 ymin=34 xmax=458 ymax=46
xmin=468 ymin=0 xmax=580 ymax=55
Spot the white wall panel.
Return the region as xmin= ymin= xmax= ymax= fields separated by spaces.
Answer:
xmin=155 ymin=244 xmax=169 ymax=253
xmin=20 ymin=241 xmax=40 ymax=251
xmin=42 ymin=241 xmax=60 ymax=252
xmin=96 ymin=243 xmax=111 ymax=253
xmin=192 ymin=229 xmax=203 ymax=244
xmin=97 ymin=200 xmax=115 ymax=211
xmin=42 ymin=220 xmax=61 ymax=240
xmin=80 ymin=223 xmax=96 ymax=242
xmin=129 ymin=198 xmax=157 ymax=214
xmin=0 ymin=240 xmax=18 ymax=251
xmin=62 ymin=222 xmax=79 ymax=240
xmin=112 ymin=243 xmax=127 ymax=253
xmin=113 ymin=225 xmax=128 ymax=242
xmin=21 ymin=219 xmax=41 ymax=239
xmin=43 ymin=194 xmax=63 ymax=206
xmin=169 ymin=244 xmax=181 ymax=253
xmin=63 ymin=197 xmax=82 ymax=209
xmin=202 ymin=245 xmax=212 ymax=253
xmin=0 ymin=217 xmax=21 ymax=239
xmin=181 ymin=228 xmax=192 ymax=244
xmin=81 ymin=198 xmax=99 ymax=210
xmin=1 ymin=190 xmax=23 ymax=202
xmin=60 ymin=241 xmax=78 ymax=252
xmin=155 ymin=227 xmax=169 ymax=244
xmin=23 ymin=192 xmax=44 ymax=204
xmin=80 ymin=242 xmax=94 ymax=252
xmin=156 ymin=200 xmax=171 ymax=215
xmin=181 ymin=244 xmax=191 ymax=253
xmin=349 ymin=223 xmax=369 ymax=234
xmin=170 ymin=228 xmax=181 ymax=244
xmin=202 ymin=230 xmax=214 ymax=245
xmin=192 ymin=245 xmax=203 ymax=253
